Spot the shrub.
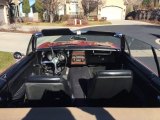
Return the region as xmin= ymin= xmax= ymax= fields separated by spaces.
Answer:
xmin=82 ymin=18 xmax=88 ymax=25
xmin=8 ymin=24 xmax=22 ymax=31
xmin=66 ymin=19 xmax=75 ymax=26
xmin=29 ymin=26 xmax=40 ymax=33
xmin=66 ymin=18 xmax=88 ymax=26
xmin=22 ymin=17 xmax=33 ymax=23
xmin=61 ymin=15 xmax=69 ymax=21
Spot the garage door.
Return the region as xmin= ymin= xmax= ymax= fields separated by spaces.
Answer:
xmin=101 ymin=6 xmax=123 ymax=20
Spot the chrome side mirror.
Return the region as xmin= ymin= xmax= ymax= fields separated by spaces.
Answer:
xmin=13 ymin=52 xmax=24 ymax=59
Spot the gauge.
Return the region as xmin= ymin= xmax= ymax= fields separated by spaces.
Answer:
xmin=47 ymin=52 xmax=55 ymax=61
xmin=57 ymin=52 xmax=66 ymax=61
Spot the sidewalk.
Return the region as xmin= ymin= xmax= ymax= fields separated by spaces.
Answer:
xmin=108 ymin=20 xmax=153 ymax=25
xmin=0 ymin=32 xmax=31 ymax=54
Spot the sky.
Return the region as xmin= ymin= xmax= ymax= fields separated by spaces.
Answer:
xmin=30 ymin=0 xmax=35 ymax=6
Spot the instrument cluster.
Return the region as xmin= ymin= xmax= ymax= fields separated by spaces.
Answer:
xmin=40 ymin=50 xmax=67 ymax=75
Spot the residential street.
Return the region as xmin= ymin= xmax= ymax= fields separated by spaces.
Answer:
xmin=81 ymin=21 xmax=160 ymax=49
xmin=0 ymin=20 xmax=160 ymax=54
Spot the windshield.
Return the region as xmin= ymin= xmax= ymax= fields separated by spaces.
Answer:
xmin=36 ymin=35 xmax=121 ymax=49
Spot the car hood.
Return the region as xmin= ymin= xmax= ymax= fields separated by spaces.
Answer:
xmin=37 ymin=40 xmax=118 ymax=49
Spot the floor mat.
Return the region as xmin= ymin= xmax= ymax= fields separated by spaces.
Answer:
xmin=68 ymin=66 xmax=92 ymax=98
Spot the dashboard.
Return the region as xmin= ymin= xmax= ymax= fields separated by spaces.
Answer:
xmin=36 ymin=50 xmax=117 ymax=75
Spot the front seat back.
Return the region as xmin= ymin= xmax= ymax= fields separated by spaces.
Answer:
xmin=87 ymin=70 xmax=133 ymax=99
xmin=25 ymin=75 xmax=70 ymax=100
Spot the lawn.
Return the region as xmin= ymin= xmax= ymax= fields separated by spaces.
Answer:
xmin=88 ymin=21 xmax=112 ymax=25
xmin=20 ymin=22 xmax=66 ymax=26
xmin=20 ymin=20 xmax=111 ymax=26
xmin=0 ymin=51 xmax=15 ymax=73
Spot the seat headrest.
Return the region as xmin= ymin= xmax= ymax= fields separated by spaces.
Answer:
xmin=97 ymin=70 xmax=132 ymax=77
xmin=27 ymin=75 xmax=61 ymax=83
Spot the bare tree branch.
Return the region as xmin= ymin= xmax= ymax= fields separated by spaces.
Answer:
xmin=124 ymin=0 xmax=143 ymax=5
xmin=0 ymin=0 xmax=11 ymax=5
xmin=43 ymin=0 xmax=63 ymax=23
xmin=81 ymin=0 xmax=104 ymax=16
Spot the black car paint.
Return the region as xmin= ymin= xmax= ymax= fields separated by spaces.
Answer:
xmin=124 ymin=53 xmax=160 ymax=105
xmin=0 ymin=29 xmax=160 ymax=106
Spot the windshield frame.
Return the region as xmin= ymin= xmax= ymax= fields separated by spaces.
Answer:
xmin=26 ymin=29 xmax=160 ymax=78
xmin=27 ymin=29 xmax=124 ymax=55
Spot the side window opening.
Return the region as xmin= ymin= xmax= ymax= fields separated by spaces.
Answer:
xmin=125 ymin=36 xmax=158 ymax=76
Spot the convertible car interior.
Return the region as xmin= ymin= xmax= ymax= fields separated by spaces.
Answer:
xmin=0 ymin=29 xmax=160 ymax=108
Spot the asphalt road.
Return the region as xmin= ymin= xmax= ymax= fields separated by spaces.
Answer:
xmin=0 ymin=21 xmax=159 ymax=53
xmin=81 ymin=24 xmax=160 ymax=49
xmin=79 ymin=24 xmax=160 ymax=75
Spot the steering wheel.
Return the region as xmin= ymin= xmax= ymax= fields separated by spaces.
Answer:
xmin=41 ymin=51 xmax=66 ymax=75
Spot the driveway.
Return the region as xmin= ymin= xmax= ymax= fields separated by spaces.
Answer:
xmin=109 ymin=20 xmax=153 ymax=25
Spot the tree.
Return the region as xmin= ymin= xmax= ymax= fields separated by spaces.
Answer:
xmin=124 ymin=0 xmax=143 ymax=5
xmin=142 ymin=0 xmax=152 ymax=8
xmin=35 ymin=0 xmax=43 ymax=12
xmin=0 ymin=0 xmax=20 ymax=23
xmin=81 ymin=0 xmax=104 ymax=17
xmin=35 ymin=0 xmax=43 ymax=21
xmin=0 ymin=0 xmax=8 ymax=5
xmin=22 ymin=0 xmax=30 ymax=17
xmin=124 ymin=0 xmax=143 ymax=12
xmin=43 ymin=0 xmax=63 ymax=23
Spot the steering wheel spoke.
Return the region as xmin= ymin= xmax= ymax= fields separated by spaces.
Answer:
xmin=41 ymin=51 xmax=67 ymax=75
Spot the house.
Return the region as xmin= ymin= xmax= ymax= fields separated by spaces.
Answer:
xmin=0 ymin=1 xmax=9 ymax=24
xmin=64 ymin=0 xmax=83 ymax=17
xmin=0 ymin=0 xmax=21 ymax=24
xmin=70 ymin=0 xmax=126 ymax=20
xmin=31 ymin=0 xmax=126 ymax=22
xmin=99 ymin=0 xmax=126 ymax=20
xmin=42 ymin=0 xmax=83 ymax=22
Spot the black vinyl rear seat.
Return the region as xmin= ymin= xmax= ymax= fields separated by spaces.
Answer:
xmin=25 ymin=75 xmax=70 ymax=100
xmin=87 ymin=70 xmax=133 ymax=99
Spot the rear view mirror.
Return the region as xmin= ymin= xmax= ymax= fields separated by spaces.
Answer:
xmin=13 ymin=52 xmax=24 ymax=59
xmin=70 ymin=35 xmax=87 ymax=41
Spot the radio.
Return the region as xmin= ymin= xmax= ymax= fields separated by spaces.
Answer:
xmin=71 ymin=51 xmax=86 ymax=65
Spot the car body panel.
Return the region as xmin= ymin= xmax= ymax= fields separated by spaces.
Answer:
xmin=0 ymin=28 xmax=160 ymax=108
xmin=0 ymin=107 xmax=160 ymax=120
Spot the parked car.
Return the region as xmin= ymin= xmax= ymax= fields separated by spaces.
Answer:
xmin=0 ymin=28 xmax=160 ymax=107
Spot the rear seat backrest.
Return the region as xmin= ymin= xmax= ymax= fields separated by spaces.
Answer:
xmin=87 ymin=70 xmax=133 ymax=99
